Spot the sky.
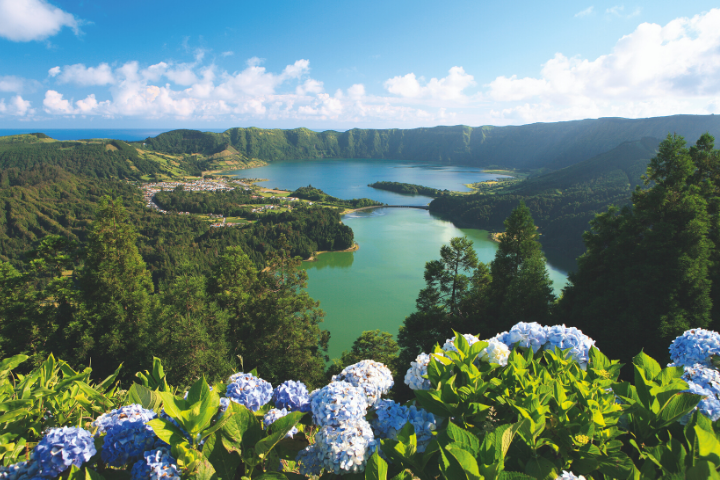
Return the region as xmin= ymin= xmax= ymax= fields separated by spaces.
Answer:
xmin=1 ymin=0 xmax=719 ymax=130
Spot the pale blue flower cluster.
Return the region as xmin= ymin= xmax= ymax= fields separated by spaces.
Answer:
xmin=34 ymin=427 xmax=96 ymax=478
xmin=226 ymin=373 xmax=273 ymax=412
xmin=680 ymin=364 xmax=720 ymax=424
xmin=309 ymin=381 xmax=367 ymax=427
xmin=219 ymin=397 xmax=230 ymax=415
xmin=263 ymin=408 xmax=299 ymax=438
xmin=92 ymin=404 xmax=157 ymax=436
xmin=544 ymin=325 xmax=595 ymax=368
xmin=0 ymin=458 xmax=41 ymax=480
xmin=332 ymin=360 xmax=394 ymax=406
xmin=669 ymin=328 xmax=720 ymax=367
xmin=130 ymin=447 xmax=180 ymax=480
xmin=296 ymin=444 xmax=322 ymax=477
xmin=370 ymin=400 xmax=437 ymax=453
xmin=494 ymin=322 xmax=595 ymax=368
xmin=101 ymin=406 xmax=159 ymax=466
xmin=497 ymin=322 xmax=548 ymax=353
xmin=272 ymin=380 xmax=311 ymax=412
xmin=312 ymin=420 xmax=378 ymax=474
xmin=442 ymin=334 xmax=481 ymax=353
xmin=371 ymin=399 xmax=409 ymax=439
xmin=556 ymin=472 xmax=586 ymax=480
xmin=407 ymin=405 xmax=438 ymax=452
xmin=404 ymin=353 xmax=433 ymax=391
xmin=478 ymin=338 xmax=510 ymax=366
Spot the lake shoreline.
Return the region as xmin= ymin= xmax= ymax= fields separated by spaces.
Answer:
xmin=304 ymin=242 xmax=360 ymax=262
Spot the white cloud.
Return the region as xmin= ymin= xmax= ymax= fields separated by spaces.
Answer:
xmin=348 ymin=84 xmax=365 ymax=97
xmin=9 ymin=95 xmax=33 ymax=116
xmin=296 ymin=79 xmax=324 ymax=95
xmin=384 ymin=67 xmax=476 ymax=101
xmin=575 ymin=6 xmax=594 ymax=17
xmin=0 ymin=0 xmax=78 ymax=42
xmin=0 ymin=76 xmax=31 ymax=93
xmin=221 ymin=51 xmax=234 ymax=57
xmin=486 ymin=8 xmax=720 ymax=123
xmin=48 ymin=66 xmax=61 ymax=77
xmin=43 ymin=89 xmax=73 ymax=113
xmin=57 ymin=63 xmax=115 ymax=86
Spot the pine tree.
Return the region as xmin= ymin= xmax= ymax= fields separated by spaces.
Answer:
xmin=488 ymin=201 xmax=554 ymax=332
xmin=77 ymin=196 xmax=154 ymax=379
xmin=558 ymin=134 xmax=714 ymax=365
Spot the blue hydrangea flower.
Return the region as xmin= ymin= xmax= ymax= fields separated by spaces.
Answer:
xmin=219 ymin=397 xmax=230 ymax=415
xmin=544 ymin=324 xmax=595 ymax=368
xmin=314 ymin=420 xmax=378 ymax=475
xmin=478 ymin=338 xmax=510 ymax=366
xmin=332 ymin=360 xmax=393 ymax=407
xmin=556 ymin=472 xmax=587 ymax=480
xmin=371 ymin=400 xmax=409 ymax=440
xmin=680 ymin=364 xmax=720 ymax=424
xmin=404 ymin=353 xmax=433 ymax=391
xmin=130 ymin=447 xmax=181 ymax=480
xmin=295 ymin=444 xmax=322 ymax=477
xmin=497 ymin=322 xmax=548 ymax=353
xmin=34 ymin=427 xmax=96 ymax=478
xmin=92 ymin=404 xmax=157 ymax=436
xmin=408 ymin=405 xmax=437 ymax=453
xmin=263 ymin=408 xmax=299 ymax=438
xmin=272 ymin=380 xmax=310 ymax=412
xmin=0 ymin=458 xmax=40 ymax=480
xmin=101 ymin=406 xmax=160 ymax=467
xmin=310 ymin=381 xmax=368 ymax=427
xmin=670 ymin=329 xmax=720 ymax=368
xmin=226 ymin=373 xmax=273 ymax=412
xmin=442 ymin=334 xmax=481 ymax=354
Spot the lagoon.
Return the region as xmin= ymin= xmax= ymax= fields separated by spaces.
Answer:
xmin=234 ymin=159 xmax=570 ymax=360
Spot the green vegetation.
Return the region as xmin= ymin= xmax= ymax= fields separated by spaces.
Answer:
xmin=139 ymin=115 xmax=720 ymax=170
xmin=431 ymin=137 xmax=662 ymax=257
xmin=290 ymin=185 xmax=384 ymax=208
xmin=369 ymin=180 xmax=449 ymax=197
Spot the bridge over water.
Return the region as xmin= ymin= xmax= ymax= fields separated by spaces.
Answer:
xmin=350 ymin=205 xmax=430 ymax=211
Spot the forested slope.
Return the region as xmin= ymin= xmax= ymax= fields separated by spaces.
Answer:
xmin=429 ymin=137 xmax=661 ymax=257
xmin=140 ymin=115 xmax=720 ymax=170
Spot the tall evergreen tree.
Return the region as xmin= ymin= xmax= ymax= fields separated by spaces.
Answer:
xmin=487 ymin=201 xmax=554 ymax=332
xmin=76 ymin=196 xmax=154 ymax=379
xmin=327 ymin=330 xmax=399 ymax=379
xmin=558 ymin=134 xmax=714 ymax=365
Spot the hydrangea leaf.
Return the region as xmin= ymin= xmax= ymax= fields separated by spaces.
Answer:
xmin=523 ymin=455 xmax=557 ymax=480
xmin=633 ymin=351 xmax=662 ymax=381
xmin=0 ymin=354 xmax=28 ymax=382
xmin=147 ymin=417 xmax=188 ymax=446
xmin=686 ymin=460 xmax=720 ymax=480
xmin=443 ymin=421 xmax=479 ymax=456
xmin=221 ymin=402 xmax=254 ymax=448
xmin=657 ymin=392 xmax=702 ymax=426
xmin=695 ymin=424 xmax=720 ymax=464
xmin=438 ymin=445 xmax=481 ymax=480
xmin=365 ymin=449 xmax=388 ymax=480
xmin=255 ymin=411 xmax=304 ymax=457
xmin=127 ymin=384 xmax=162 ymax=412
xmin=202 ymin=431 xmax=241 ymax=480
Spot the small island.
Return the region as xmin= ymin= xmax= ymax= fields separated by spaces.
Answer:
xmin=368 ymin=181 xmax=450 ymax=197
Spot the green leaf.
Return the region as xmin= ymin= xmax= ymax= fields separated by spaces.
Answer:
xmin=686 ymin=460 xmax=720 ymax=480
xmin=633 ymin=351 xmax=662 ymax=381
xmin=588 ymin=346 xmax=609 ymax=370
xmin=97 ymin=471 xmax=131 ymax=480
xmin=365 ymin=450 xmax=388 ymax=480
xmin=438 ymin=447 xmax=478 ymax=480
xmin=389 ymin=473 xmax=414 ymax=480
xmin=524 ymin=456 xmax=557 ymax=480
xmin=444 ymin=421 xmax=480 ymax=456
xmin=413 ymin=390 xmax=455 ymax=418
xmin=255 ymin=411 xmax=304 ymax=458
xmin=254 ymin=473 xmax=288 ymax=479
xmin=497 ymin=473 xmax=536 ymax=480
xmin=0 ymin=355 xmax=28 ymax=381
xmin=147 ymin=417 xmax=188 ymax=446
xmin=657 ymin=392 xmax=702 ymax=426
xmin=221 ymin=402 xmax=253 ymax=447
xmin=202 ymin=431 xmax=241 ymax=480
xmin=127 ymin=384 xmax=162 ymax=412
xmin=695 ymin=425 xmax=720 ymax=465
xmin=194 ymin=458 xmax=219 ymax=480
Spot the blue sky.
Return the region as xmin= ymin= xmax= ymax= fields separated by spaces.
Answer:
xmin=1 ymin=0 xmax=719 ymax=130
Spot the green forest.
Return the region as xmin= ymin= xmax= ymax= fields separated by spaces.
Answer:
xmin=368 ymin=181 xmax=449 ymax=197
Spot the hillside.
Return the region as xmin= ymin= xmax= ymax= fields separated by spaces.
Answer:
xmin=430 ymin=137 xmax=662 ymax=258
xmin=139 ymin=115 xmax=720 ymax=171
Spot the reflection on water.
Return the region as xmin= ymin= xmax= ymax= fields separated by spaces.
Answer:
xmin=309 ymin=252 xmax=355 ymax=270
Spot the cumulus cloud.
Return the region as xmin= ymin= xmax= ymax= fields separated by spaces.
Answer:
xmin=0 ymin=0 xmax=79 ymax=42
xmin=486 ymin=8 xmax=720 ymax=122
xmin=606 ymin=5 xmax=641 ymax=19
xmin=57 ymin=63 xmax=115 ymax=86
xmin=7 ymin=95 xmax=33 ymax=116
xmin=296 ymin=79 xmax=324 ymax=95
xmin=0 ymin=76 xmax=40 ymax=94
xmin=347 ymin=84 xmax=365 ymax=97
xmin=384 ymin=66 xmax=476 ymax=101
xmin=575 ymin=6 xmax=594 ymax=17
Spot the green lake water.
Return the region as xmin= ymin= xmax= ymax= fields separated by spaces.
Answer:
xmin=234 ymin=159 xmax=570 ymax=360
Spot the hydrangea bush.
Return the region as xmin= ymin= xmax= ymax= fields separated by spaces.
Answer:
xmin=5 ymin=323 xmax=720 ymax=479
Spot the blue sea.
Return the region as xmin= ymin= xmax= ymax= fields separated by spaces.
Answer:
xmin=0 ymin=128 xmax=228 ymax=142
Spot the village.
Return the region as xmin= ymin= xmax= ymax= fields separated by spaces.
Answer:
xmin=136 ymin=178 xmax=306 ymax=227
